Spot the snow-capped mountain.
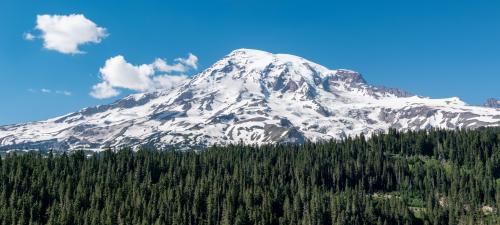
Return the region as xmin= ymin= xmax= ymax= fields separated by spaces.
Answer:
xmin=484 ymin=98 xmax=500 ymax=108
xmin=1 ymin=49 xmax=499 ymax=151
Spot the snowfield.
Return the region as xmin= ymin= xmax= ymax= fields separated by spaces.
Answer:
xmin=1 ymin=49 xmax=499 ymax=151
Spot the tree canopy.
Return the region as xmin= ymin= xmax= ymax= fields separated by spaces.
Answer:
xmin=0 ymin=127 xmax=499 ymax=224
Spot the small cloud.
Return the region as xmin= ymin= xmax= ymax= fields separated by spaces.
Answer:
xmin=23 ymin=32 xmax=36 ymax=41
xmin=176 ymin=53 xmax=198 ymax=70
xmin=28 ymin=88 xmax=72 ymax=96
xmin=90 ymin=82 xmax=120 ymax=99
xmin=90 ymin=53 xmax=197 ymax=99
xmin=30 ymin=14 xmax=108 ymax=54
xmin=153 ymin=58 xmax=187 ymax=73
xmin=56 ymin=90 xmax=72 ymax=96
xmin=153 ymin=53 xmax=198 ymax=73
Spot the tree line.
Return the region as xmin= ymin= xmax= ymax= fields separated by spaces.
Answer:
xmin=0 ymin=127 xmax=499 ymax=224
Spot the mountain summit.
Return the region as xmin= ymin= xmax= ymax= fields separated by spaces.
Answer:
xmin=1 ymin=49 xmax=499 ymax=151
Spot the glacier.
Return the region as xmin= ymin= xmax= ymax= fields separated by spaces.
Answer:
xmin=1 ymin=49 xmax=499 ymax=151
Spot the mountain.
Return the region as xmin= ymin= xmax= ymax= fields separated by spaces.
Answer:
xmin=1 ymin=49 xmax=499 ymax=151
xmin=484 ymin=98 xmax=500 ymax=108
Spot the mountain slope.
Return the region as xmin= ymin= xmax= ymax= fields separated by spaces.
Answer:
xmin=484 ymin=98 xmax=500 ymax=108
xmin=1 ymin=49 xmax=499 ymax=151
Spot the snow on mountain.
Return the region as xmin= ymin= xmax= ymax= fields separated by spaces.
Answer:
xmin=484 ymin=98 xmax=500 ymax=108
xmin=1 ymin=49 xmax=499 ymax=151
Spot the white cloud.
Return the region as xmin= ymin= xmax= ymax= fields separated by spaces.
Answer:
xmin=153 ymin=53 xmax=199 ymax=72
xmin=90 ymin=53 xmax=197 ymax=99
xmin=33 ymin=14 xmax=108 ymax=54
xmin=56 ymin=90 xmax=72 ymax=96
xmin=90 ymin=82 xmax=120 ymax=99
xmin=24 ymin=33 xmax=35 ymax=41
xmin=152 ymin=74 xmax=189 ymax=90
xmin=153 ymin=58 xmax=186 ymax=73
xmin=99 ymin=55 xmax=154 ymax=91
xmin=28 ymin=88 xmax=72 ymax=96
xmin=177 ymin=53 xmax=198 ymax=70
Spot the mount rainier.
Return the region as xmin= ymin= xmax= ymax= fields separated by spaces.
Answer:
xmin=1 ymin=49 xmax=499 ymax=151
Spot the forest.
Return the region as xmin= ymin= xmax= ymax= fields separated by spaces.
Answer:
xmin=0 ymin=127 xmax=499 ymax=225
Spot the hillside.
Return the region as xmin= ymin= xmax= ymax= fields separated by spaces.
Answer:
xmin=0 ymin=128 xmax=498 ymax=224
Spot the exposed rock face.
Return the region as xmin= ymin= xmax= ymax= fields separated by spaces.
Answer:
xmin=1 ymin=49 xmax=499 ymax=151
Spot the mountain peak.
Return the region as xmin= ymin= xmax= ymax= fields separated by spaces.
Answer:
xmin=190 ymin=48 xmax=371 ymax=100
xmin=225 ymin=48 xmax=314 ymax=66
xmin=229 ymin=48 xmax=271 ymax=56
xmin=1 ymin=49 xmax=499 ymax=151
xmin=212 ymin=49 xmax=367 ymax=85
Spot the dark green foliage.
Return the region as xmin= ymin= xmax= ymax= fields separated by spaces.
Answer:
xmin=0 ymin=128 xmax=499 ymax=225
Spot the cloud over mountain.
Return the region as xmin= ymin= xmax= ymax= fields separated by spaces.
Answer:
xmin=90 ymin=53 xmax=197 ymax=99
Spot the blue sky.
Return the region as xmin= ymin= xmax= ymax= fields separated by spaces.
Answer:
xmin=0 ymin=0 xmax=499 ymax=125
